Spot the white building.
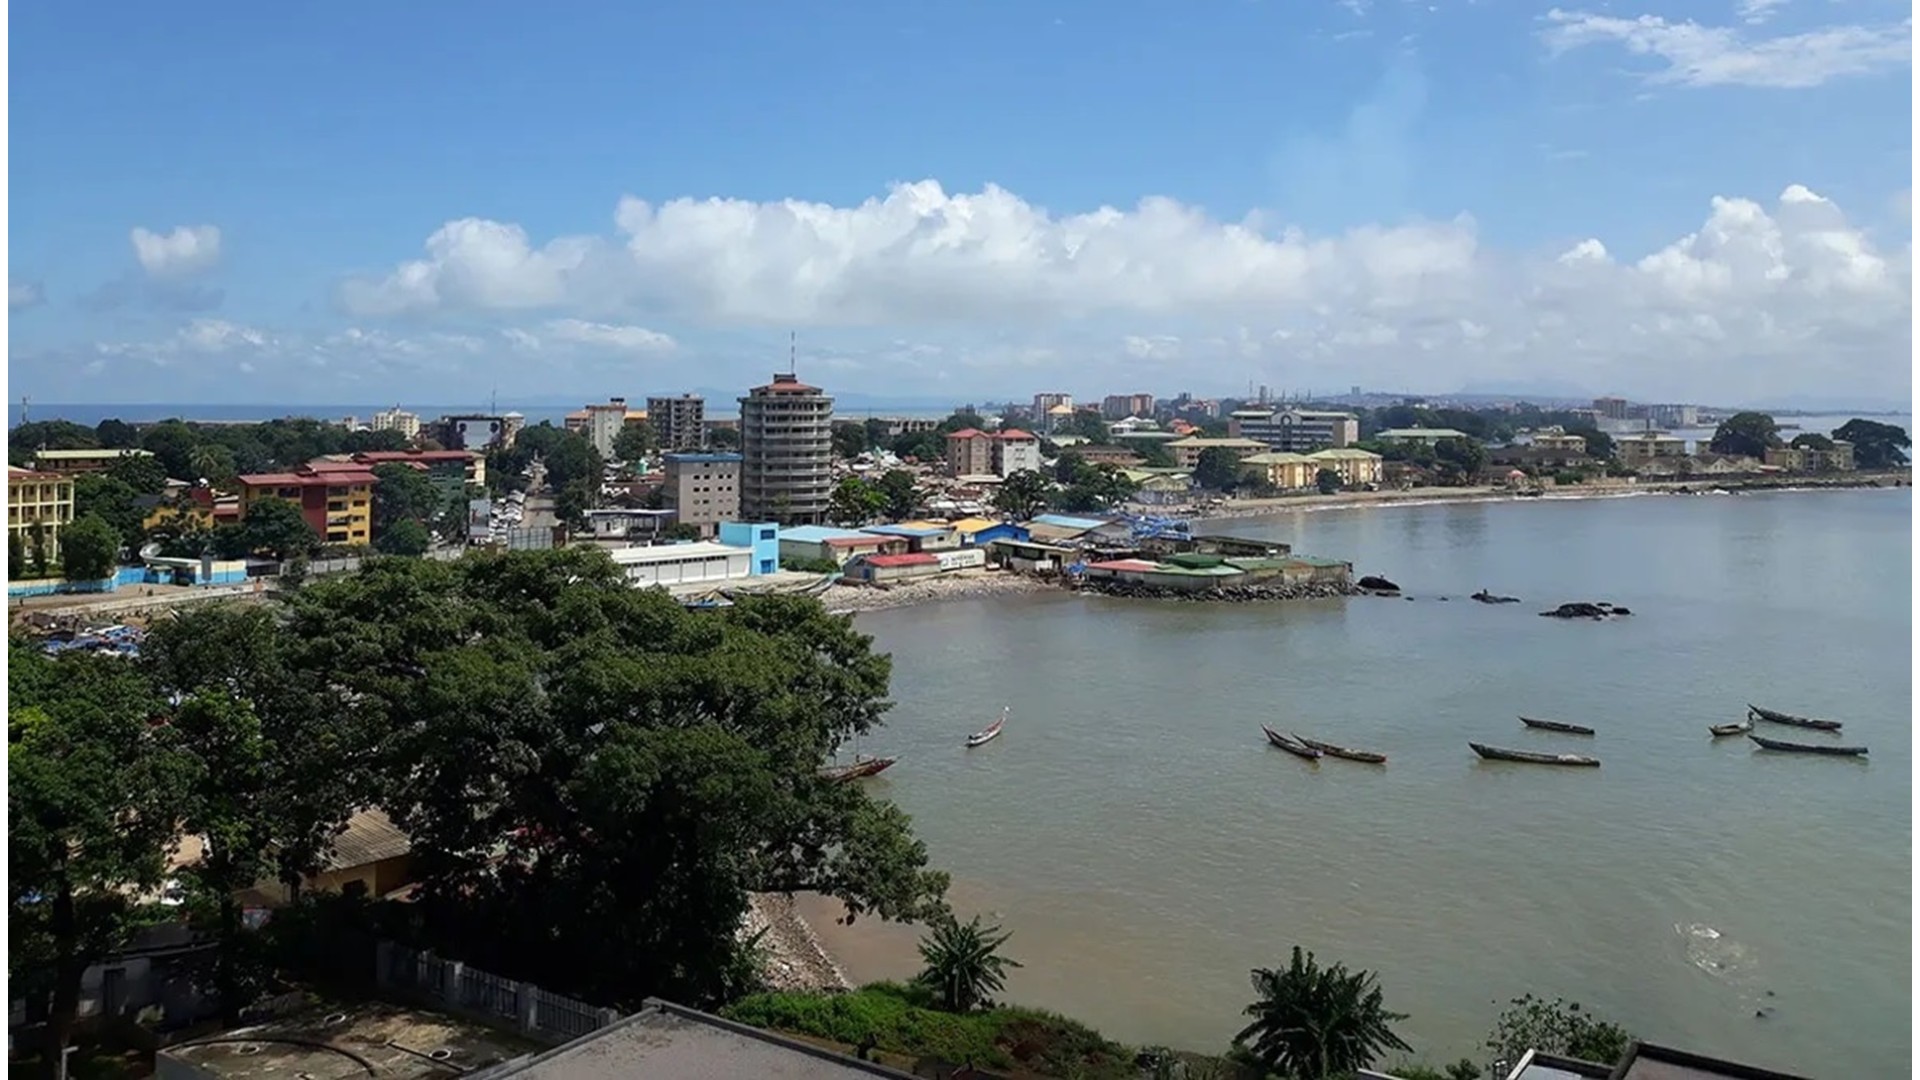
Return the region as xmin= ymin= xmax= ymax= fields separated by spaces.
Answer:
xmin=606 ymin=542 xmax=752 ymax=589
xmin=991 ymin=429 xmax=1042 ymax=477
xmin=370 ymin=407 xmax=421 ymax=441
xmin=1228 ymin=409 xmax=1359 ymax=452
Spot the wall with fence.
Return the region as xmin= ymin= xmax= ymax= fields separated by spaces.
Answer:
xmin=375 ymin=941 xmax=617 ymax=1046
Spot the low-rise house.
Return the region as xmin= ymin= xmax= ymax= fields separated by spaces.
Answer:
xmin=1528 ymin=428 xmax=1593 ymax=453
xmin=1374 ymin=426 xmax=1474 ymax=446
xmin=949 ymin=517 xmax=1031 ymax=546
xmin=717 ymin=521 xmax=781 ymax=576
xmin=1074 ymin=445 xmax=1145 ymax=468
xmin=607 ymin=541 xmax=752 ymax=589
xmin=31 ymin=447 xmax=159 ymax=475
xmin=844 ymin=551 xmax=943 ymax=584
xmin=1306 ymin=447 xmax=1385 ymax=487
xmin=986 ymin=537 xmax=1078 ymax=574
xmin=777 ymin=524 xmax=906 ymax=566
xmin=580 ymin=508 xmax=676 ymax=543
xmin=1764 ymin=441 xmax=1856 ymax=472
xmin=1239 ymin=450 xmax=1318 ymax=490
xmin=1164 ymin=436 xmax=1267 ymax=469
xmin=1615 ymin=431 xmax=1688 ymax=468
xmin=1025 ymin=513 xmax=1110 ymax=545
xmin=860 ymin=522 xmax=960 ymax=552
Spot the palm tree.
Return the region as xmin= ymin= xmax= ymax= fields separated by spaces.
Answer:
xmin=1234 ymin=946 xmax=1412 ymax=1080
xmin=913 ymin=914 xmax=1022 ymax=1013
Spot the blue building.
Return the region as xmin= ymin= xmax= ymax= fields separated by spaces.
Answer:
xmin=717 ymin=522 xmax=780 ymax=576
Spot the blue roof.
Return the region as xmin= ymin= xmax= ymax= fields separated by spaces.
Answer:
xmin=1030 ymin=514 xmax=1110 ymax=530
xmin=779 ymin=525 xmax=878 ymax=543
xmin=861 ymin=523 xmax=950 ymax=538
xmin=663 ymin=452 xmax=743 ymax=464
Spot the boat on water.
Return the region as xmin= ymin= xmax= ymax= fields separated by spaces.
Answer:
xmin=1709 ymin=721 xmax=1755 ymax=738
xmin=1519 ymin=716 xmax=1596 ymax=736
xmin=1261 ymin=726 xmax=1323 ymax=761
xmin=1469 ymin=742 xmax=1600 ymax=767
xmin=1747 ymin=703 xmax=1843 ymax=732
xmin=819 ymin=756 xmax=899 ymax=782
xmin=1748 ymin=734 xmax=1868 ymax=757
xmin=966 ymin=707 xmax=1008 ymax=748
xmin=1289 ymin=733 xmax=1387 ymax=764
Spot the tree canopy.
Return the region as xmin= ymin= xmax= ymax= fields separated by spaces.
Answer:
xmin=1832 ymin=418 xmax=1910 ymax=469
xmin=1193 ymin=448 xmax=1243 ymax=492
xmin=59 ymin=515 xmax=123 ymax=581
xmin=991 ymin=470 xmax=1053 ymax=521
xmin=1235 ymin=947 xmax=1412 ymax=1079
xmin=1707 ymin=412 xmax=1782 ymax=459
xmin=829 ymin=476 xmax=887 ymax=526
xmin=239 ymin=497 xmax=319 ymax=560
xmin=876 ymin=470 xmax=920 ymax=520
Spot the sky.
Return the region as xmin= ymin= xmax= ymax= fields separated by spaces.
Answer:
xmin=6 ymin=0 xmax=1914 ymax=409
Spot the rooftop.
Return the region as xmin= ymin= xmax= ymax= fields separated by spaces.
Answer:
xmin=33 ymin=447 xmax=156 ymax=460
xmin=945 ymin=427 xmax=990 ymax=439
xmin=750 ymin=372 xmax=824 ymax=395
xmin=860 ymin=523 xmax=951 ymax=538
xmin=664 ymin=452 xmax=744 ymax=464
xmin=483 ymin=999 xmax=915 ymax=1080
xmin=353 ymin=450 xmax=477 ymax=464
xmin=996 ymin=428 xmax=1037 ymax=440
xmin=606 ymin=542 xmax=748 ymax=564
xmin=1376 ymin=427 xmax=1473 ymax=440
xmin=861 ymin=553 xmax=941 ymax=568
xmin=1308 ymin=447 xmax=1383 ymax=460
xmin=780 ymin=525 xmax=890 ymax=544
xmin=239 ymin=468 xmax=378 ymax=487
xmin=162 ymin=1002 xmax=536 ymax=1080
xmin=1029 ymin=513 xmax=1110 ymax=531
xmin=1165 ymin=436 xmax=1267 ymax=448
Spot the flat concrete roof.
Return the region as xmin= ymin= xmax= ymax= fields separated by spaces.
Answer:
xmin=164 ymin=1002 xmax=535 ymax=1080
xmin=484 ymin=1000 xmax=915 ymax=1079
xmin=606 ymin=542 xmax=747 ymax=564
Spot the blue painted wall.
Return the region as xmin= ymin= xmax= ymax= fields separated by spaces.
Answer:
xmin=719 ymin=522 xmax=781 ymax=576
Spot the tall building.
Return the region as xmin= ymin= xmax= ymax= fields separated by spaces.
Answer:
xmin=371 ymin=407 xmax=421 ymax=441
xmin=1032 ymin=392 xmax=1072 ymax=416
xmin=1228 ymin=409 xmax=1359 ymax=452
xmin=991 ymin=429 xmax=1041 ymax=477
xmin=1592 ymin=397 xmax=1631 ymax=421
xmin=571 ymin=398 xmax=647 ymax=458
xmin=1101 ymin=393 xmax=1156 ymax=420
xmin=647 ymin=394 xmax=707 ymax=451
xmin=8 ymin=465 xmax=75 ymax=565
xmin=945 ymin=429 xmax=994 ymax=477
xmin=662 ymin=452 xmax=742 ymax=538
xmin=739 ymin=372 xmax=834 ymax=525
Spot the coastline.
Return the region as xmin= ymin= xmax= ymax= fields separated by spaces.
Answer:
xmin=825 ymin=569 xmax=1053 ymax=615
xmin=742 ymin=892 xmax=854 ymax=993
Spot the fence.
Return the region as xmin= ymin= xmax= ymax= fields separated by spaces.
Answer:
xmin=375 ymin=941 xmax=617 ymax=1045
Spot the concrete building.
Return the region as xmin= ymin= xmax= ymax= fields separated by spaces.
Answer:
xmin=30 ymin=448 xmax=158 ymax=475
xmin=992 ymin=428 xmax=1042 ymax=476
xmin=662 ymin=452 xmax=742 ymax=538
xmin=860 ymin=522 xmax=960 ymax=552
xmin=1306 ymin=447 xmax=1385 ymax=487
xmin=370 ymin=406 xmax=422 ymax=441
xmin=739 ymin=372 xmax=834 ymax=524
xmin=777 ymin=524 xmax=905 ymax=566
xmin=1229 ymin=409 xmax=1359 ymax=452
xmin=237 ymin=464 xmax=376 ymax=546
xmin=1765 ymin=441 xmax=1856 ymax=472
xmin=1163 ymin=436 xmax=1268 ymax=469
xmin=1032 ymin=391 xmax=1073 ymax=416
xmin=1648 ymin=403 xmax=1699 ymax=429
xmin=1375 ymin=427 xmax=1475 ymax=447
xmin=844 ymin=551 xmax=944 ymax=584
xmin=8 ymin=465 xmax=75 ymax=565
xmin=607 ymin=541 xmax=752 ymax=589
xmin=1530 ymin=429 xmax=1593 ymax=453
xmin=945 ymin=428 xmax=995 ymax=477
xmin=717 ymin=521 xmax=781 ymax=576
xmin=1239 ymin=451 xmax=1318 ymax=490
xmin=580 ymin=508 xmax=676 ymax=542
xmin=647 ymin=394 xmax=707 ymax=451
xmin=1615 ymin=431 xmax=1688 ymax=468
xmin=349 ymin=449 xmax=485 ymax=496
xmin=1592 ymin=396 xmax=1632 ymax=421
xmin=571 ymin=397 xmax=647 ymax=457
xmin=1102 ymin=392 xmax=1155 ymax=420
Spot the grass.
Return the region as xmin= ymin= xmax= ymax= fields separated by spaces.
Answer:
xmin=721 ymin=982 xmax=1143 ymax=1079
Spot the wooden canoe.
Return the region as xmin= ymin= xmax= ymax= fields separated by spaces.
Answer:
xmin=1289 ymin=733 xmax=1387 ymax=764
xmin=819 ymin=756 xmax=899 ymax=782
xmin=1747 ymin=703 xmax=1842 ymax=732
xmin=1262 ymin=726 xmax=1323 ymax=761
xmin=1748 ymin=734 xmax=1867 ymax=757
xmin=1519 ymin=716 xmax=1596 ymax=736
xmin=1709 ymin=720 xmax=1754 ymax=737
xmin=1469 ymin=742 xmax=1600 ymax=767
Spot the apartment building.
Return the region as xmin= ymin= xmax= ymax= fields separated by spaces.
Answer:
xmin=1615 ymin=432 xmax=1688 ymax=468
xmin=348 ymin=449 xmax=486 ymax=498
xmin=992 ymin=429 xmax=1042 ymax=476
xmin=1227 ymin=409 xmax=1359 ymax=453
xmin=1163 ymin=437 xmax=1267 ymax=470
xmin=8 ymin=466 xmax=76 ymax=565
xmin=662 ymin=452 xmax=743 ymax=538
xmin=646 ymin=394 xmax=707 ymax=451
xmin=945 ymin=429 xmax=995 ymax=477
xmin=30 ymin=448 xmax=158 ymax=475
xmin=370 ymin=407 xmax=422 ymax=441
xmin=1591 ymin=397 xmax=1631 ymax=421
xmin=739 ymin=372 xmax=834 ymax=525
xmin=1031 ymin=392 xmax=1073 ymax=415
xmin=1765 ymin=441 xmax=1856 ymax=472
xmin=237 ymin=465 xmax=376 ymax=546
xmin=1102 ymin=393 xmax=1156 ymax=420
xmin=569 ymin=398 xmax=647 ymax=458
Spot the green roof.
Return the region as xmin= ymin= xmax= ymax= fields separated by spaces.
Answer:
xmin=1165 ymin=552 xmax=1228 ymax=569
xmin=1144 ymin=564 xmax=1244 ymax=577
xmin=1223 ymin=557 xmax=1293 ymax=572
xmin=1286 ymin=555 xmax=1351 ymax=569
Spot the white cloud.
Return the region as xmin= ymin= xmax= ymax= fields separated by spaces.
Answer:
xmin=9 ymin=278 xmax=46 ymax=311
xmin=1541 ymin=8 xmax=1911 ymax=87
xmin=1736 ymin=0 xmax=1790 ymax=26
xmin=130 ymin=225 xmax=224 ymax=279
xmin=542 ymin=319 xmax=676 ymax=351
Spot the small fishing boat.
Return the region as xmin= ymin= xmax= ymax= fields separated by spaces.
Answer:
xmin=1519 ymin=716 xmax=1596 ymax=736
xmin=1290 ymin=733 xmax=1387 ymax=764
xmin=1469 ymin=742 xmax=1600 ymax=767
xmin=966 ymin=707 xmax=1008 ymax=749
xmin=1262 ymin=726 xmax=1322 ymax=761
xmin=1747 ymin=704 xmax=1843 ymax=731
xmin=1748 ymin=734 xmax=1868 ymax=757
xmin=1708 ymin=721 xmax=1755 ymax=738
xmin=819 ymin=756 xmax=899 ymax=782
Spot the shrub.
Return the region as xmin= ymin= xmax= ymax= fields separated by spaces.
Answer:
xmin=1487 ymin=994 xmax=1631 ymax=1068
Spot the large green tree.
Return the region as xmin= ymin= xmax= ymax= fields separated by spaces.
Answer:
xmin=60 ymin=514 xmax=123 ymax=581
xmin=1235 ymin=947 xmax=1412 ymax=1080
xmin=1193 ymin=447 xmax=1243 ymax=492
xmin=1486 ymin=994 xmax=1630 ymax=1069
xmin=241 ymin=496 xmax=319 ymax=560
xmin=282 ymin=551 xmax=949 ymax=1007
xmin=72 ymin=473 xmax=148 ymax=555
xmin=877 ymin=470 xmax=920 ymax=520
xmin=372 ymin=462 xmax=440 ymax=539
xmin=914 ymin=914 xmax=1022 ymax=1013
xmin=10 ymin=646 xmax=188 ymax=1077
xmin=1707 ymin=412 xmax=1782 ymax=459
xmin=829 ymin=477 xmax=887 ymax=526
xmin=612 ymin=421 xmax=657 ymax=464
xmin=831 ymin=423 xmax=870 ymax=460
xmin=991 ymin=469 xmax=1053 ymax=520
xmin=1832 ymin=418 xmax=1911 ymax=469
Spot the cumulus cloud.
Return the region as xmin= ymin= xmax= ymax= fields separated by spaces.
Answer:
xmin=10 ymin=278 xmax=46 ymax=311
xmin=1541 ymin=8 xmax=1912 ymax=88
xmin=130 ymin=224 xmax=224 ymax=279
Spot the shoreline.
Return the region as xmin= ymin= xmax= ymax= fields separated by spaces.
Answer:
xmin=742 ymin=892 xmax=853 ymax=993
xmin=825 ymin=569 xmax=1053 ymax=615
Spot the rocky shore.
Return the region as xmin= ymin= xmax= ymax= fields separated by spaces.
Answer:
xmin=741 ymin=892 xmax=852 ymax=993
xmin=1067 ymin=578 xmax=1362 ymax=602
xmin=825 ymin=571 xmax=1053 ymax=614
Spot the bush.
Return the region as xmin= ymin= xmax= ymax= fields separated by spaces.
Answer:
xmin=780 ymin=556 xmax=842 ymax=575
xmin=1550 ymin=470 xmax=1585 ymax=486
xmin=1487 ymin=994 xmax=1631 ymax=1067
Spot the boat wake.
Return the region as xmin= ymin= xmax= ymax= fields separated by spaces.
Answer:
xmin=1675 ymin=922 xmax=1758 ymax=984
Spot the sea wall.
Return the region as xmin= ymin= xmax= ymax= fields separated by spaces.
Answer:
xmin=1069 ymin=578 xmax=1361 ymax=602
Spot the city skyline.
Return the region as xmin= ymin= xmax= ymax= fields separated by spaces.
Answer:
xmin=8 ymin=2 xmax=1912 ymax=408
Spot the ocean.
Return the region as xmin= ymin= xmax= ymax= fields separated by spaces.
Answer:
xmin=804 ymin=487 xmax=1912 ymax=1076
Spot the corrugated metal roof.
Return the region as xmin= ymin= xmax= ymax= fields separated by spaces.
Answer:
xmin=1030 ymin=513 xmax=1110 ymax=530
xmin=862 ymin=553 xmax=940 ymax=568
xmin=1144 ymin=564 xmax=1243 ymax=577
xmin=780 ymin=525 xmax=879 ymax=543
xmin=861 ymin=523 xmax=950 ymax=538
xmin=326 ymin=809 xmax=412 ymax=870
xmin=1085 ymin=558 xmax=1158 ymax=571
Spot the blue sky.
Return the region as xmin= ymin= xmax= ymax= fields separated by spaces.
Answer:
xmin=7 ymin=0 xmax=1913 ymax=408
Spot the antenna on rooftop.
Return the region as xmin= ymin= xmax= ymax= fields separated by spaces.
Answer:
xmin=788 ymin=331 xmax=797 ymax=375
xmin=18 ymin=395 xmax=28 ymax=426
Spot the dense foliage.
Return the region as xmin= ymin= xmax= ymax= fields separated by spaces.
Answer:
xmin=914 ymin=915 xmax=1022 ymax=1013
xmin=1831 ymin=418 xmax=1910 ymax=469
xmin=1485 ymin=994 xmax=1630 ymax=1068
xmin=9 ymin=417 xmax=408 ymax=475
xmin=1707 ymin=412 xmax=1783 ymax=459
xmin=1234 ymin=946 xmax=1412 ymax=1079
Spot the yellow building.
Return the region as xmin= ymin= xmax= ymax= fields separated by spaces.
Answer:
xmin=237 ymin=464 xmax=376 ymax=546
xmin=1307 ymin=447 xmax=1386 ymax=487
xmin=1239 ymin=451 xmax=1318 ymax=490
xmin=9 ymin=466 xmax=76 ymax=564
xmin=1616 ymin=432 xmax=1688 ymax=468
xmin=1163 ymin=436 xmax=1267 ymax=470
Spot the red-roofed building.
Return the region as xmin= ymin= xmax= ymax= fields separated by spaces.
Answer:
xmin=237 ymin=465 xmax=377 ymax=546
xmin=846 ymin=551 xmax=943 ymax=584
xmin=347 ymin=449 xmax=485 ymax=491
xmin=992 ymin=428 xmax=1041 ymax=477
xmin=944 ymin=428 xmax=994 ymax=477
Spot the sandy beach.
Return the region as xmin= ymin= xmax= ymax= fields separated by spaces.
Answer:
xmin=741 ymin=892 xmax=854 ymax=993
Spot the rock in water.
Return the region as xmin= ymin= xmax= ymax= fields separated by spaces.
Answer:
xmin=1539 ymin=601 xmax=1623 ymax=619
xmin=1357 ymin=575 xmax=1401 ymax=593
